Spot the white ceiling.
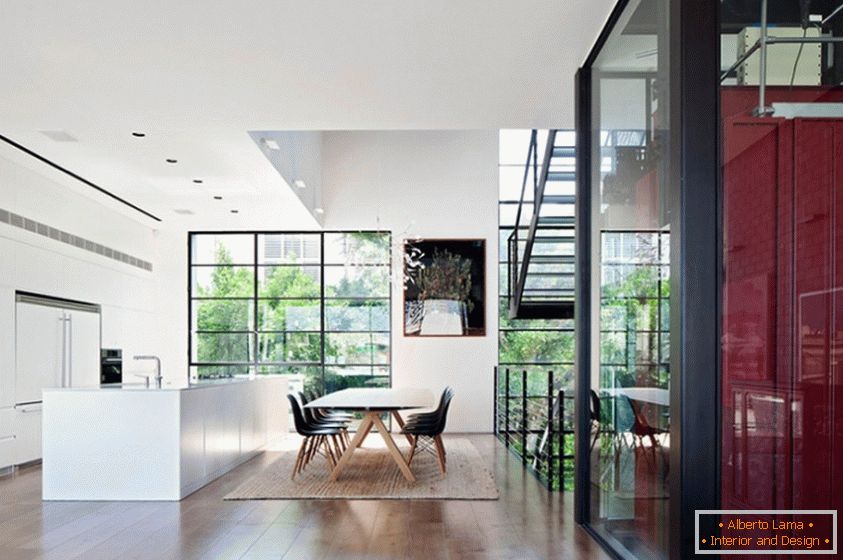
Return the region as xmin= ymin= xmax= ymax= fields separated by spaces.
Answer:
xmin=0 ymin=0 xmax=614 ymax=229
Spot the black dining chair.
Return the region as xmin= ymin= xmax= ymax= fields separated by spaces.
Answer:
xmin=287 ymin=393 xmax=347 ymax=479
xmin=402 ymin=389 xmax=454 ymax=474
xmin=304 ymin=389 xmax=353 ymax=425
xmin=297 ymin=391 xmax=351 ymax=448
xmin=404 ymin=387 xmax=453 ymax=426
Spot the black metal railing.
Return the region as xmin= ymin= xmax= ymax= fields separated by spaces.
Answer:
xmin=493 ymin=365 xmax=575 ymax=491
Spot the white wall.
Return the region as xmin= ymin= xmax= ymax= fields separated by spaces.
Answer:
xmin=151 ymin=227 xmax=190 ymax=387
xmin=0 ymin=146 xmax=159 ymax=408
xmin=322 ymin=131 xmax=499 ymax=432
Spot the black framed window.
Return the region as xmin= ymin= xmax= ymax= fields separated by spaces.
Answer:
xmin=189 ymin=231 xmax=391 ymax=392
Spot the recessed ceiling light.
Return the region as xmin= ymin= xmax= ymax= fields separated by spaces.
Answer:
xmin=193 ymin=179 xmax=203 ymax=184
xmin=173 ymin=209 xmax=194 ymax=215
xmin=40 ymin=130 xmax=78 ymax=142
xmin=213 ymin=196 xmax=223 ymax=200
xmin=261 ymin=138 xmax=281 ymax=151
xmin=166 ymin=158 xmax=178 ymax=164
xmin=314 ymin=207 xmax=325 ymax=214
xmin=294 ymin=179 xmax=307 ymax=190
xmin=230 ymin=209 xmax=239 ymax=214
xmin=131 ymin=132 xmax=146 ymax=138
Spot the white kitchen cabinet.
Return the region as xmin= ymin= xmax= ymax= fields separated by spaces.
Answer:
xmin=43 ymin=377 xmax=288 ymax=501
xmin=13 ymin=403 xmax=42 ymax=465
xmin=14 ymin=302 xmax=64 ymax=404
xmin=15 ymin=297 xmax=101 ymax=403
xmin=66 ymin=309 xmax=100 ymax=388
xmin=11 ymin=294 xmax=101 ymax=468
xmin=0 ymin=407 xmax=16 ymax=467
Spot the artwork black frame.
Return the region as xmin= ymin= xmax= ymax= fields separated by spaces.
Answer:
xmin=403 ymin=238 xmax=486 ymax=337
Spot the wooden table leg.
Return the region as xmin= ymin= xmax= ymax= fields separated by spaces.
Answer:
xmin=355 ymin=418 xmax=374 ymax=448
xmin=370 ymin=414 xmax=416 ymax=482
xmin=330 ymin=414 xmax=375 ymax=481
xmin=391 ymin=411 xmax=415 ymax=446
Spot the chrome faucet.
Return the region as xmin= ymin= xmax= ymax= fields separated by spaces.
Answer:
xmin=133 ymin=355 xmax=163 ymax=388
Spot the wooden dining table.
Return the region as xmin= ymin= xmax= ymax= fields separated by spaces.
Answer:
xmin=305 ymin=387 xmax=435 ymax=483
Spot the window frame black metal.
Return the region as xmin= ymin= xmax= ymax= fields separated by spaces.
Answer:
xmin=186 ymin=230 xmax=393 ymax=392
xmin=573 ymin=1 xmax=721 ymax=559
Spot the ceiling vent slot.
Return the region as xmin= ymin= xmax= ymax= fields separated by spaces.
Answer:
xmin=0 ymin=207 xmax=152 ymax=271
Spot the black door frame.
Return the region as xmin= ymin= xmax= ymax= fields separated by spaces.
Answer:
xmin=573 ymin=1 xmax=720 ymax=558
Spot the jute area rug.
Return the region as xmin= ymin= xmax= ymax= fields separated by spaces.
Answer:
xmin=224 ymin=438 xmax=499 ymax=501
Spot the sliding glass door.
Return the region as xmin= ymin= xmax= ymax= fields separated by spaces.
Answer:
xmin=581 ymin=1 xmax=673 ymax=557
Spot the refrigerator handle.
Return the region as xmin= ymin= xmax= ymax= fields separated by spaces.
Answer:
xmin=67 ymin=312 xmax=73 ymax=387
xmin=59 ymin=311 xmax=67 ymax=387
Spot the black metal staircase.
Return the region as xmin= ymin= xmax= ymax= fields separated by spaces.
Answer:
xmin=507 ymin=130 xmax=575 ymax=319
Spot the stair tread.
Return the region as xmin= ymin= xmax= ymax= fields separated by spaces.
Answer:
xmin=546 ymin=172 xmax=575 ymax=181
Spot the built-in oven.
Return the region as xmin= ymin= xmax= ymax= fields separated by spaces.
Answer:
xmin=100 ymin=349 xmax=122 ymax=385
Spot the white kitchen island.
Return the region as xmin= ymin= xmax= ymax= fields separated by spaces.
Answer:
xmin=42 ymin=376 xmax=288 ymax=501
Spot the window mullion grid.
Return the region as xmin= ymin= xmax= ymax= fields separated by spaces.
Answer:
xmin=320 ymin=232 xmax=326 ymax=393
xmin=253 ymin=233 xmax=259 ymax=374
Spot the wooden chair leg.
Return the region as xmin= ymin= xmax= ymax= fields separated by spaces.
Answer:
xmin=433 ymin=435 xmax=447 ymax=474
xmin=331 ymin=434 xmax=344 ymax=459
xmin=310 ymin=435 xmax=323 ymax=465
xmin=407 ymin=437 xmax=418 ymax=466
xmin=320 ymin=437 xmax=335 ymax=473
xmin=304 ymin=435 xmax=318 ymax=467
xmin=324 ymin=436 xmax=337 ymax=466
xmin=292 ymin=437 xmax=308 ymax=479
xmin=300 ymin=437 xmax=312 ymax=472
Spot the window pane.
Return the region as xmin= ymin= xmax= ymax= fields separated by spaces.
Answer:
xmin=499 ymin=330 xmax=574 ymax=364
xmin=325 ymin=300 xmax=389 ymax=331
xmin=257 ymin=233 xmax=320 ymax=265
xmin=324 ymin=266 xmax=390 ymax=298
xmin=191 ymin=234 xmax=254 ymax=264
xmin=257 ymin=299 xmax=321 ymax=331
xmin=193 ymin=333 xmax=253 ymax=363
xmin=257 ymin=332 xmax=321 ymax=363
xmin=192 ymin=266 xmax=254 ymax=298
xmin=589 ymin=1 xmax=672 ymax=555
xmin=193 ymin=364 xmax=251 ymax=379
xmin=499 ymin=166 xmax=533 ymax=202
xmin=193 ymin=299 xmax=252 ymax=332
xmin=325 ymin=371 xmax=389 ymax=392
xmin=258 ymin=266 xmax=321 ymax=298
xmin=324 ymin=232 xmax=389 ymax=265
xmin=325 ymin=333 xmax=389 ymax=365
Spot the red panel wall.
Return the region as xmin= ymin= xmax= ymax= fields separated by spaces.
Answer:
xmin=722 ymin=88 xmax=843 ymax=558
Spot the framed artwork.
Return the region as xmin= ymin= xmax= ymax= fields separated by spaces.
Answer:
xmin=403 ymin=238 xmax=486 ymax=337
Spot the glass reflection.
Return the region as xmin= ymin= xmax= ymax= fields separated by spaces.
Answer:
xmin=587 ymin=0 xmax=671 ymax=557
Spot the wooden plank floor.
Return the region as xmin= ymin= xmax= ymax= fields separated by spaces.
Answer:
xmin=0 ymin=435 xmax=610 ymax=559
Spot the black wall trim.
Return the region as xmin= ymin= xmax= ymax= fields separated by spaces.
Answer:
xmin=669 ymin=0 xmax=721 ymax=558
xmin=0 ymin=134 xmax=162 ymax=223
xmin=573 ymin=66 xmax=592 ymax=526
xmin=582 ymin=0 xmax=631 ymax=69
